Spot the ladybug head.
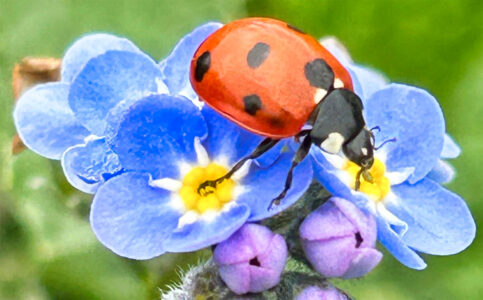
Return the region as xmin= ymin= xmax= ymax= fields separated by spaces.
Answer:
xmin=342 ymin=128 xmax=375 ymax=187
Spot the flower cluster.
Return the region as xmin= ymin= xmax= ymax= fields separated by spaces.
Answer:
xmin=13 ymin=23 xmax=312 ymax=259
xmin=13 ymin=21 xmax=475 ymax=297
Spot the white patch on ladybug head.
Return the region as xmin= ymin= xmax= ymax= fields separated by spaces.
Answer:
xmin=314 ymin=88 xmax=328 ymax=104
xmin=334 ymin=78 xmax=344 ymax=89
xmin=320 ymin=132 xmax=345 ymax=154
xmin=361 ymin=147 xmax=368 ymax=156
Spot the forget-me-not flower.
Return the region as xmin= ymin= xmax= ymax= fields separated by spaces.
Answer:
xmin=90 ymin=93 xmax=312 ymax=259
xmin=13 ymin=32 xmax=168 ymax=193
xmin=14 ymin=23 xmax=313 ymax=259
xmin=308 ymin=39 xmax=476 ymax=269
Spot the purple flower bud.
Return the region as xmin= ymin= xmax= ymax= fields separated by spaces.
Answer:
xmin=213 ymin=223 xmax=288 ymax=295
xmin=300 ymin=197 xmax=382 ymax=278
xmin=296 ymin=285 xmax=349 ymax=300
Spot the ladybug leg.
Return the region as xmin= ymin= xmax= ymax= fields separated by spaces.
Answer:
xmin=269 ymin=134 xmax=312 ymax=209
xmin=218 ymin=138 xmax=279 ymax=180
xmin=309 ymin=88 xmax=365 ymax=155
xmin=294 ymin=129 xmax=311 ymax=143
xmin=197 ymin=138 xmax=279 ymax=193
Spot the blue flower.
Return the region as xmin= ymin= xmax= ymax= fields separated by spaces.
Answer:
xmin=91 ymin=94 xmax=312 ymax=259
xmin=14 ymin=23 xmax=313 ymax=259
xmin=13 ymin=23 xmax=232 ymax=194
xmin=14 ymin=22 xmax=313 ymax=259
xmin=13 ymin=33 xmax=165 ymax=193
xmin=309 ymin=39 xmax=475 ymax=269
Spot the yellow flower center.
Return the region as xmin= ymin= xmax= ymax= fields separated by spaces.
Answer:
xmin=179 ymin=163 xmax=235 ymax=213
xmin=344 ymin=158 xmax=390 ymax=201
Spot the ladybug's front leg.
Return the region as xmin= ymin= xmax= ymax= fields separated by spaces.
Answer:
xmin=197 ymin=138 xmax=280 ymax=192
xmin=294 ymin=129 xmax=311 ymax=143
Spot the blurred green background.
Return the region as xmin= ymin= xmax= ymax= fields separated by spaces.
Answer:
xmin=0 ymin=0 xmax=481 ymax=299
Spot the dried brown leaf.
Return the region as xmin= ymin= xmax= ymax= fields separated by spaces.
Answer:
xmin=12 ymin=57 xmax=62 ymax=154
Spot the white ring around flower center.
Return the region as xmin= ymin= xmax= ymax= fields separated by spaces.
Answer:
xmin=150 ymin=140 xmax=248 ymax=229
xmin=323 ymin=150 xmax=412 ymax=203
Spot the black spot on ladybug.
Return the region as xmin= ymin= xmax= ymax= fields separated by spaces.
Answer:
xmin=247 ymin=42 xmax=270 ymax=68
xmin=195 ymin=51 xmax=211 ymax=82
xmin=287 ymin=23 xmax=305 ymax=34
xmin=268 ymin=117 xmax=285 ymax=128
xmin=243 ymin=94 xmax=262 ymax=115
xmin=304 ymin=58 xmax=334 ymax=90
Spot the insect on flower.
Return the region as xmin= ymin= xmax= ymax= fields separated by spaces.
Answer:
xmin=190 ymin=17 xmax=375 ymax=207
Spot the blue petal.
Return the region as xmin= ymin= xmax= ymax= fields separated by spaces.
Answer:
xmin=165 ymin=204 xmax=250 ymax=253
xmin=347 ymin=64 xmax=387 ymax=101
xmin=365 ymin=84 xmax=445 ymax=183
xmin=239 ymin=152 xmax=313 ymax=221
xmin=320 ymin=37 xmax=352 ymax=65
xmin=13 ymin=83 xmax=89 ymax=159
xmin=69 ymin=50 xmax=166 ymax=135
xmin=427 ymin=159 xmax=455 ymax=184
xmin=61 ymin=138 xmax=122 ymax=194
xmin=90 ymin=172 xmax=181 ymax=259
xmin=109 ymin=94 xmax=207 ymax=179
xmin=376 ymin=217 xmax=427 ymax=269
xmin=254 ymin=140 xmax=286 ymax=168
xmin=441 ymin=134 xmax=461 ymax=159
xmin=61 ymin=33 xmax=142 ymax=82
xmin=103 ymin=98 xmax=139 ymax=141
xmin=310 ymin=149 xmax=370 ymax=209
xmin=389 ymin=178 xmax=475 ymax=255
xmin=160 ymin=22 xmax=222 ymax=100
xmin=202 ymin=106 xmax=264 ymax=164
xmin=311 ymin=149 xmax=352 ymax=199
xmin=320 ymin=38 xmax=387 ymax=101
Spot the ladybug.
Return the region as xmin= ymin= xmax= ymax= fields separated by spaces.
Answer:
xmin=191 ymin=18 xmax=375 ymax=206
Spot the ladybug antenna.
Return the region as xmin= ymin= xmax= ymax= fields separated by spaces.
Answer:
xmin=370 ymin=126 xmax=381 ymax=133
xmin=368 ymin=126 xmax=397 ymax=150
xmin=368 ymin=126 xmax=381 ymax=148
xmin=375 ymin=137 xmax=397 ymax=150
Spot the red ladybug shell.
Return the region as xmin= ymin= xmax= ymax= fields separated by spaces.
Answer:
xmin=190 ymin=18 xmax=353 ymax=138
